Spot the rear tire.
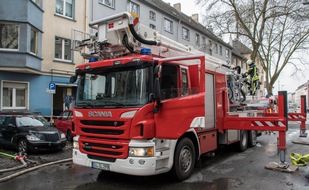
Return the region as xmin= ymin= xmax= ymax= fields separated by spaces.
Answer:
xmin=238 ymin=130 xmax=248 ymax=152
xmin=18 ymin=138 xmax=29 ymax=153
xmin=173 ymin=137 xmax=196 ymax=181
xmin=248 ymin=130 xmax=257 ymax=147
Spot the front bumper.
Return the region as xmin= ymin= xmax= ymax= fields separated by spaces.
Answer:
xmin=73 ymin=148 xmax=164 ymax=176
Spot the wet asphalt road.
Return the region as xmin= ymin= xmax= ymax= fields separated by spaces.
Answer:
xmin=0 ymin=122 xmax=309 ymax=190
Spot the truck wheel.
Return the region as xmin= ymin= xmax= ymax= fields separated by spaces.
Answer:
xmin=248 ymin=130 xmax=257 ymax=147
xmin=238 ymin=130 xmax=248 ymax=152
xmin=18 ymin=138 xmax=29 ymax=153
xmin=173 ymin=137 xmax=196 ymax=181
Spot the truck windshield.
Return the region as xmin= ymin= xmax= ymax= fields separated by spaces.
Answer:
xmin=75 ymin=63 xmax=151 ymax=108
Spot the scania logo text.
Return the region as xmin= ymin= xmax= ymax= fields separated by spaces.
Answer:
xmin=88 ymin=111 xmax=112 ymax=117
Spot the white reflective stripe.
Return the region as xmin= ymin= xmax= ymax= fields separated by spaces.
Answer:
xmin=190 ymin=117 xmax=205 ymax=128
xmin=278 ymin=121 xmax=285 ymax=127
xmin=254 ymin=121 xmax=264 ymax=126
xmin=265 ymin=121 xmax=274 ymax=126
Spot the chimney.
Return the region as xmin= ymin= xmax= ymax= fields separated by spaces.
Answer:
xmin=191 ymin=13 xmax=199 ymax=23
xmin=173 ymin=3 xmax=181 ymax=12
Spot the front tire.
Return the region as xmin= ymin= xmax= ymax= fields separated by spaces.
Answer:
xmin=18 ymin=138 xmax=29 ymax=153
xmin=173 ymin=137 xmax=196 ymax=181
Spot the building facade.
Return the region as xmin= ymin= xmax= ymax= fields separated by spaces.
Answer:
xmin=0 ymin=0 xmax=238 ymax=116
xmin=294 ymin=80 xmax=309 ymax=108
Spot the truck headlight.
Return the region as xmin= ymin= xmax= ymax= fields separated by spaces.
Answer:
xmin=128 ymin=147 xmax=154 ymax=157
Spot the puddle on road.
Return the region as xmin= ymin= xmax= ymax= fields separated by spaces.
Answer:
xmin=74 ymin=171 xmax=242 ymax=190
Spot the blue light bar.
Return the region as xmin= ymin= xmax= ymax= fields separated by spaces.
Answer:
xmin=140 ymin=48 xmax=151 ymax=55
xmin=89 ymin=57 xmax=98 ymax=62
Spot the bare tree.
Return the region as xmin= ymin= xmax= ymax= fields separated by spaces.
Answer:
xmin=197 ymin=0 xmax=309 ymax=94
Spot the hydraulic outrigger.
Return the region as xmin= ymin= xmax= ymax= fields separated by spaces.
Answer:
xmin=223 ymin=91 xmax=307 ymax=172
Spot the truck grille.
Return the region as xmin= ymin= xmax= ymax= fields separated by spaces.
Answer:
xmin=79 ymin=137 xmax=129 ymax=159
xmin=44 ymin=133 xmax=59 ymax=142
xmin=79 ymin=120 xmax=128 ymax=137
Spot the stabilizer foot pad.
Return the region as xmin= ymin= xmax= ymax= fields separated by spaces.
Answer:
xmin=265 ymin=162 xmax=298 ymax=173
xmin=292 ymin=140 xmax=309 ymax=145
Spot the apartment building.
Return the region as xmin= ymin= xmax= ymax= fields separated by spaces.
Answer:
xmin=0 ymin=0 xmax=238 ymax=116
xmin=0 ymin=0 xmax=86 ymax=116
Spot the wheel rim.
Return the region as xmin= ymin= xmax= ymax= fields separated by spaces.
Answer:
xmin=19 ymin=140 xmax=27 ymax=152
xmin=179 ymin=146 xmax=192 ymax=173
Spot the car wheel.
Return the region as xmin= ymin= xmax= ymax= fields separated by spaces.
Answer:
xmin=173 ymin=137 xmax=196 ymax=181
xmin=67 ymin=130 xmax=73 ymax=142
xmin=248 ymin=130 xmax=257 ymax=147
xmin=238 ymin=130 xmax=248 ymax=152
xmin=18 ymin=138 xmax=29 ymax=153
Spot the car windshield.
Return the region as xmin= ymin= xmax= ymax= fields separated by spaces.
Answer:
xmin=16 ymin=116 xmax=47 ymax=127
xmin=75 ymin=61 xmax=152 ymax=108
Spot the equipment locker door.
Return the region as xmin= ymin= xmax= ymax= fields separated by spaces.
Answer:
xmin=205 ymin=73 xmax=215 ymax=129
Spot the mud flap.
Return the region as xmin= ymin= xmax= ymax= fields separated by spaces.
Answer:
xmin=265 ymin=162 xmax=298 ymax=173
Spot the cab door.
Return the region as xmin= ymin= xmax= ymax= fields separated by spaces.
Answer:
xmin=154 ymin=55 xmax=205 ymax=139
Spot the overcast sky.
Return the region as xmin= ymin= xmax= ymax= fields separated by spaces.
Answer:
xmin=162 ymin=0 xmax=308 ymax=94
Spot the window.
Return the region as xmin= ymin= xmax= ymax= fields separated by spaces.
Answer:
xmin=55 ymin=36 xmax=72 ymax=61
xmin=164 ymin=18 xmax=173 ymax=33
xmin=182 ymin=27 xmax=189 ymax=41
xmin=208 ymin=40 xmax=212 ymax=55
xmin=30 ymin=28 xmax=38 ymax=55
xmin=128 ymin=2 xmax=140 ymax=15
xmin=2 ymin=81 xmax=28 ymax=109
xmin=226 ymin=49 xmax=230 ymax=58
xmin=181 ymin=68 xmax=188 ymax=96
xmin=149 ymin=24 xmax=156 ymax=30
xmin=201 ymin=37 xmax=206 ymax=51
xmin=56 ymin=0 xmax=74 ymax=19
xmin=98 ymin=0 xmax=114 ymax=8
xmin=149 ymin=11 xmax=156 ymax=21
xmin=219 ymin=45 xmax=222 ymax=55
xmin=195 ymin=33 xmax=200 ymax=46
xmin=215 ymin=44 xmax=218 ymax=54
xmin=0 ymin=23 xmax=19 ymax=50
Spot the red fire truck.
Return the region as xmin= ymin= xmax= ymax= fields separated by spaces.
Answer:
xmin=69 ymin=12 xmax=306 ymax=180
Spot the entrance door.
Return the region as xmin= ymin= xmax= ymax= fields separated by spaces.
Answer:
xmin=53 ymin=86 xmax=77 ymax=116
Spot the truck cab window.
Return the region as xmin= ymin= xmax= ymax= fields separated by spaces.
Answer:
xmin=161 ymin=63 xmax=178 ymax=100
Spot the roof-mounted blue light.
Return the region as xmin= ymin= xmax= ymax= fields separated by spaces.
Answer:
xmin=140 ymin=48 xmax=151 ymax=55
xmin=89 ymin=57 xmax=98 ymax=62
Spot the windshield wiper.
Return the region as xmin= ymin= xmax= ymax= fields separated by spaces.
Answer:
xmin=94 ymin=101 xmax=126 ymax=108
xmin=76 ymin=101 xmax=95 ymax=108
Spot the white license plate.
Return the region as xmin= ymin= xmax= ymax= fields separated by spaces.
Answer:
xmin=92 ymin=162 xmax=110 ymax=171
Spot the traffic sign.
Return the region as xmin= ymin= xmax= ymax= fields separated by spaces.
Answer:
xmin=49 ymin=82 xmax=56 ymax=90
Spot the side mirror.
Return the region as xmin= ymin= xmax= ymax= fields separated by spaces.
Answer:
xmin=69 ymin=75 xmax=77 ymax=83
xmin=153 ymin=65 xmax=162 ymax=113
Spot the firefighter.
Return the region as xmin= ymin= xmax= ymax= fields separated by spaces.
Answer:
xmin=243 ymin=60 xmax=260 ymax=95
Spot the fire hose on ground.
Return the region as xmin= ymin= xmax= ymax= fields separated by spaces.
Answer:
xmin=0 ymin=152 xmax=27 ymax=173
xmin=290 ymin=152 xmax=309 ymax=179
xmin=0 ymin=151 xmax=72 ymax=183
